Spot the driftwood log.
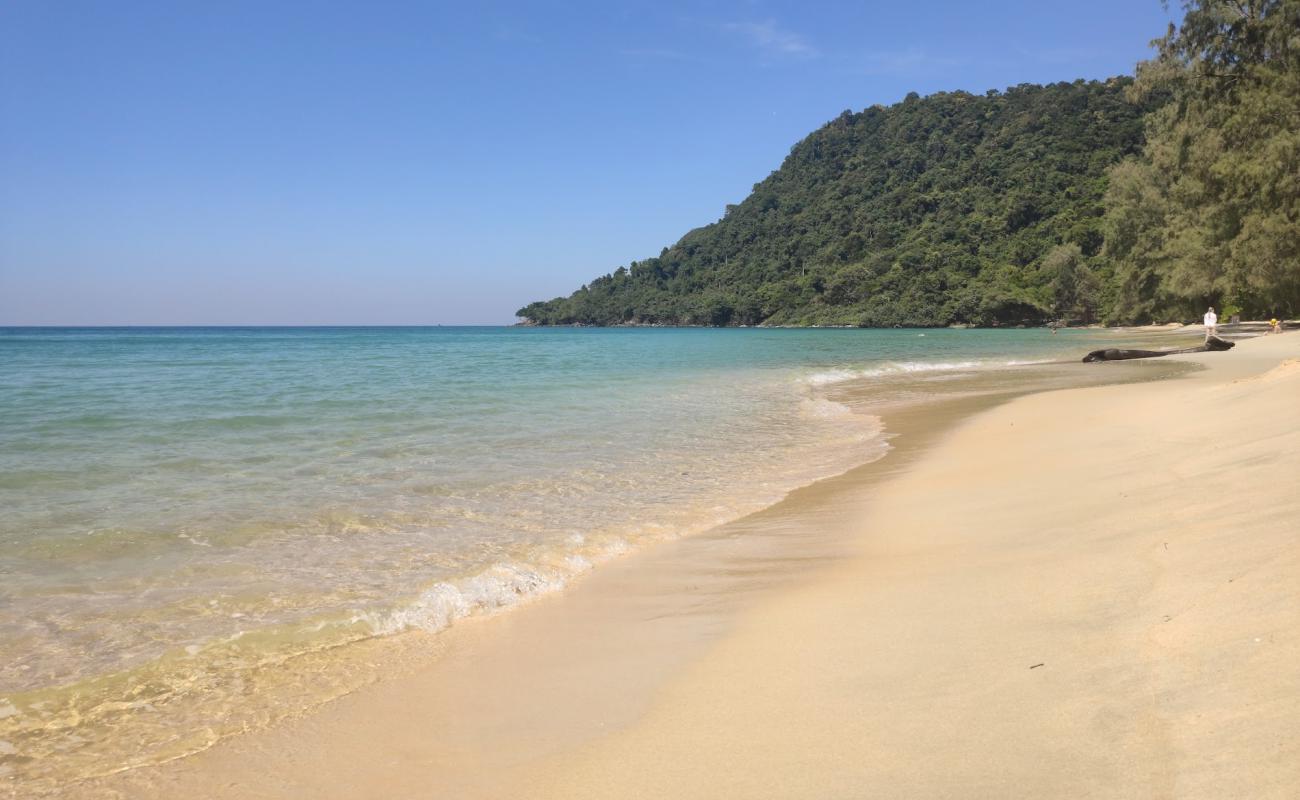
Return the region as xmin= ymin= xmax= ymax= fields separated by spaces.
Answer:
xmin=1082 ymin=336 xmax=1235 ymax=363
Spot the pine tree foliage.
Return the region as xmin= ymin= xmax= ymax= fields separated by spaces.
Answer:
xmin=1105 ymin=0 xmax=1300 ymax=321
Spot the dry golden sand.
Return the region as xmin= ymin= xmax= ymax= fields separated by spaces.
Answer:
xmin=70 ymin=333 xmax=1298 ymax=800
xmin=511 ymin=332 xmax=1300 ymax=800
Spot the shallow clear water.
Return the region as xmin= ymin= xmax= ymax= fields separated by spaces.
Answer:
xmin=0 ymin=325 xmax=1154 ymax=785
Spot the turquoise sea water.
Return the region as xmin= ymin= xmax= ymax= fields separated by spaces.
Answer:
xmin=0 ymin=325 xmax=1139 ymax=785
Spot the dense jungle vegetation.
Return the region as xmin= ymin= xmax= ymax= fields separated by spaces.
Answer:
xmin=518 ymin=1 xmax=1299 ymax=327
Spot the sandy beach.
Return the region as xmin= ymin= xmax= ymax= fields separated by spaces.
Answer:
xmin=512 ymin=331 xmax=1299 ymax=799
xmin=6 ymin=1 xmax=1297 ymax=796
xmin=70 ymin=331 xmax=1299 ymax=800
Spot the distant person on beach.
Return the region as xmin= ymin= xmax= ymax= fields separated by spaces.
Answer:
xmin=1203 ymin=307 xmax=1218 ymax=340
xmin=1270 ymin=318 xmax=1282 ymax=334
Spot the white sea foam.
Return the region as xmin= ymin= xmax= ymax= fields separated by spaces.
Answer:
xmin=360 ymin=538 xmax=633 ymax=637
xmin=803 ymin=368 xmax=861 ymax=386
xmin=798 ymin=397 xmax=856 ymax=419
xmin=803 ymin=358 xmax=1053 ymax=386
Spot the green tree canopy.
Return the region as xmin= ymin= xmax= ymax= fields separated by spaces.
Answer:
xmin=519 ymin=80 xmax=1149 ymax=327
xmin=1106 ymin=0 xmax=1300 ymax=321
xmin=520 ymin=1 xmax=1300 ymax=328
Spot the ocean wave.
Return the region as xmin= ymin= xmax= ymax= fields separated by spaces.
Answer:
xmin=358 ymin=557 xmax=593 ymax=636
xmin=798 ymin=397 xmax=856 ymax=419
xmin=361 ymin=406 xmax=888 ymax=638
xmin=803 ymin=359 xmax=1052 ymax=386
xmin=2 ymin=378 xmax=897 ymax=790
xmin=797 ymin=399 xmax=885 ymax=441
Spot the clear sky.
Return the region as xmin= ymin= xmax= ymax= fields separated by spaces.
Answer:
xmin=0 ymin=1 xmax=1179 ymax=325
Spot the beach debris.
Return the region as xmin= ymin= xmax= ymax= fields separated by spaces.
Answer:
xmin=1029 ymin=663 xmax=1045 ymax=669
xmin=1082 ymin=336 xmax=1234 ymax=362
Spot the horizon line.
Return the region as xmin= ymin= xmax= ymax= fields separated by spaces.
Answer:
xmin=0 ymin=323 xmax=522 ymax=328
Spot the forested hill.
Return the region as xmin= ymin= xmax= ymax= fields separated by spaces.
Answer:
xmin=521 ymin=2 xmax=1299 ymax=327
xmin=517 ymin=79 xmax=1151 ymax=327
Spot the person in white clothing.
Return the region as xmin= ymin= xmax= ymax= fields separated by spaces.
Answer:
xmin=1203 ymin=306 xmax=1218 ymax=340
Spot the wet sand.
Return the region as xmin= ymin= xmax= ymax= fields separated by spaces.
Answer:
xmin=59 ymin=333 xmax=1300 ymax=799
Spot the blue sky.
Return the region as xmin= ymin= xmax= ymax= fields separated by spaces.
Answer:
xmin=0 ymin=1 xmax=1178 ymax=325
